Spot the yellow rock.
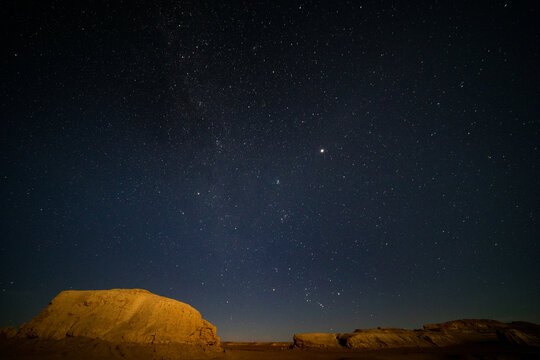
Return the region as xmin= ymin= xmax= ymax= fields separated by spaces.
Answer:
xmin=17 ymin=289 xmax=220 ymax=346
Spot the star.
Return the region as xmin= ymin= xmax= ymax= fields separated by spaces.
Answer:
xmin=2 ymin=0 xmax=536 ymax=343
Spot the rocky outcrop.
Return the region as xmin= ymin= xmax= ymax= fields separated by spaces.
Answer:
xmin=498 ymin=328 xmax=540 ymax=346
xmin=293 ymin=333 xmax=341 ymax=348
xmin=497 ymin=322 xmax=540 ymax=346
xmin=346 ymin=328 xmax=441 ymax=349
xmin=293 ymin=328 xmax=454 ymax=349
xmin=12 ymin=289 xmax=220 ymax=346
xmin=293 ymin=319 xmax=540 ymax=350
xmin=0 ymin=326 xmax=17 ymax=339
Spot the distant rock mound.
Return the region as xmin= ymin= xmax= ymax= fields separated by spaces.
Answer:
xmin=294 ymin=319 xmax=540 ymax=350
xmin=293 ymin=333 xmax=341 ymax=348
xmin=497 ymin=322 xmax=540 ymax=346
xmin=294 ymin=328 xmax=454 ymax=350
xmin=0 ymin=326 xmax=17 ymax=339
xmin=11 ymin=289 xmax=220 ymax=347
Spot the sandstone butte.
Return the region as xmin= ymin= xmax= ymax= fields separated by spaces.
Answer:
xmin=293 ymin=319 xmax=540 ymax=349
xmin=3 ymin=289 xmax=220 ymax=347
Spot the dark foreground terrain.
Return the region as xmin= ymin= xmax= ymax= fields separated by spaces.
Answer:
xmin=222 ymin=342 xmax=540 ymax=360
xmin=1 ymin=337 xmax=540 ymax=360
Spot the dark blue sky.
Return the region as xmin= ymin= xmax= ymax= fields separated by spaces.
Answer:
xmin=1 ymin=0 xmax=539 ymax=341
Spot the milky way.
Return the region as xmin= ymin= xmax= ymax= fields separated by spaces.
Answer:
xmin=1 ymin=1 xmax=539 ymax=341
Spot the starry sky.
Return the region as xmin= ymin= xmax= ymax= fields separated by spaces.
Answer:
xmin=1 ymin=0 xmax=539 ymax=341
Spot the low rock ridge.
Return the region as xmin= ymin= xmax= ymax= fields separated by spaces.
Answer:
xmin=294 ymin=319 xmax=540 ymax=349
xmin=2 ymin=289 xmax=220 ymax=347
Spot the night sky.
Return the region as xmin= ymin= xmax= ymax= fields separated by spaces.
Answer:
xmin=1 ymin=1 xmax=539 ymax=341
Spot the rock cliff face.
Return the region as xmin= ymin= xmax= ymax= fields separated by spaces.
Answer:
xmin=294 ymin=319 xmax=540 ymax=350
xmin=12 ymin=289 xmax=220 ymax=346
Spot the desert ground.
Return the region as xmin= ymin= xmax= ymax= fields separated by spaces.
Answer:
xmin=222 ymin=342 xmax=540 ymax=360
xmin=2 ymin=338 xmax=540 ymax=360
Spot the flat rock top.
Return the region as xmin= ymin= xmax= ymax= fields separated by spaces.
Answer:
xmin=423 ymin=319 xmax=508 ymax=331
xmin=17 ymin=289 xmax=220 ymax=346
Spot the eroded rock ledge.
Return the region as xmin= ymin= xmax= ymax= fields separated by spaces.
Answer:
xmin=294 ymin=319 xmax=540 ymax=349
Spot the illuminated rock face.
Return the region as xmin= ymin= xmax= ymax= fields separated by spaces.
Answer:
xmin=294 ymin=319 xmax=540 ymax=349
xmin=17 ymin=289 xmax=220 ymax=346
xmin=294 ymin=329 xmax=449 ymax=349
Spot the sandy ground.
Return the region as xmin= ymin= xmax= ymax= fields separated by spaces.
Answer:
xmin=221 ymin=342 xmax=540 ymax=360
xmin=1 ymin=338 xmax=540 ymax=360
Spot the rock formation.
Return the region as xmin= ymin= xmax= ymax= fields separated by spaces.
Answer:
xmin=10 ymin=289 xmax=220 ymax=346
xmin=497 ymin=322 xmax=540 ymax=346
xmin=0 ymin=326 xmax=17 ymax=339
xmin=423 ymin=319 xmax=507 ymax=331
xmin=294 ymin=319 xmax=540 ymax=350
xmin=293 ymin=333 xmax=341 ymax=348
